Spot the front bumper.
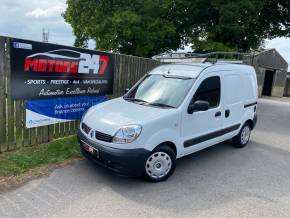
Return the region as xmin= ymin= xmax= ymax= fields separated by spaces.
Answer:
xmin=77 ymin=130 xmax=150 ymax=176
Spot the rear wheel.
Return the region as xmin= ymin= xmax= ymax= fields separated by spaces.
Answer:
xmin=144 ymin=145 xmax=176 ymax=182
xmin=232 ymin=123 xmax=251 ymax=148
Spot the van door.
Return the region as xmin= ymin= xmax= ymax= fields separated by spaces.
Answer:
xmin=181 ymin=75 xmax=223 ymax=154
xmin=220 ymin=73 xmax=244 ymax=140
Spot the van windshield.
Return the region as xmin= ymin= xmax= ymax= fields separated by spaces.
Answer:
xmin=124 ymin=74 xmax=194 ymax=108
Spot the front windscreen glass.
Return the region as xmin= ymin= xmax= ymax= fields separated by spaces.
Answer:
xmin=124 ymin=74 xmax=194 ymax=108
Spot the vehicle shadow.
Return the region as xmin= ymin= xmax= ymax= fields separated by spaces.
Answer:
xmin=80 ymin=140 xmax=290 ymax=213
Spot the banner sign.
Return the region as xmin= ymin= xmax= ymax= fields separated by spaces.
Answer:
xmin=10 ymin=39 xmax=114 ymax=100
xmin=26 ymin=96 xmax=106 ymax=128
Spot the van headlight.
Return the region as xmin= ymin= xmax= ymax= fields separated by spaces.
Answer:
xmin=112 ymin=125 xmax=142 ymax=144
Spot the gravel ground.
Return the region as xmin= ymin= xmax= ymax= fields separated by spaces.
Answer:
xmin=1 ymin=98 xmax=290 ymax=218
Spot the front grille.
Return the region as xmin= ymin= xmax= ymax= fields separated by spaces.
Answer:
xmin=81 ymin=123 xmax=91 ymax=134
xmin=95 ymin=130 xmax=113 ymax=143
xmin=82 ymin=122 xmax=113 ymax=143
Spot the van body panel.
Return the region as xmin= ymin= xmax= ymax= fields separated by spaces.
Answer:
xmin=83 ymin=97 xmax=173 ymax=136
xmin=221 ymin=72 xmax=245 ymax=131
xmin=138 ymin=110 xmax=181 ymax=152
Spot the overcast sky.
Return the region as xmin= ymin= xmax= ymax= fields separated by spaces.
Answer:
xmin=0 ymin=0 xmax=289 ymax=70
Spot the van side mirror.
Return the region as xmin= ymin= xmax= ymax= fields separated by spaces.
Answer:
xmin=124 ymin=88 xmax=130 ymax=94
xmin=188 ymin=100 xmax=210 ymax=114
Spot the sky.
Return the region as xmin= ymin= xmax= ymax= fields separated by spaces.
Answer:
xmin=0 ymin=0 xmax=289 ymax=71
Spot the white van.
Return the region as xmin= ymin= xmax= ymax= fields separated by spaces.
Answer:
xmin=78 ymin=63 xmax=258 ymax=182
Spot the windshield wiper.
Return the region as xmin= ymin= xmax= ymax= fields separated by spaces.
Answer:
xmin=124 ymin=97 xmax=174 ymax=108
xmin=124 ymin=97 xmax=148 ymax=104
xmin=147 ymin=102 xmax=175 ymax=108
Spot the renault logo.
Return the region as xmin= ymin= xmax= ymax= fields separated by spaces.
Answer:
xmin=90 ymin=130 xmax=94 ymax=138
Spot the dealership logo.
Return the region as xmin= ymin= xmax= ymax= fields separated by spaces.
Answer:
xmin=24 ymin=49 xmax=109 ymax=75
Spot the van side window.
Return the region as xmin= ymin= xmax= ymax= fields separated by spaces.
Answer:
xmin=192 ymin=76 xmax=221 ymax=108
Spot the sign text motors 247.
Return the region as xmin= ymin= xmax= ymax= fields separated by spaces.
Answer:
xmin=10 ymin=39 xmax=114 ymax=100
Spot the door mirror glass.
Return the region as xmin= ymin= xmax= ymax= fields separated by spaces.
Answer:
xmin=188 ymin=100 xmax=209 ymax=114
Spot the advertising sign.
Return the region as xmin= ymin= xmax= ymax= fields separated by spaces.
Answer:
xmin=10 ymin=39 xmax=114 ymax=100
xmin=26 ymin=96 xmax=106 ymax=128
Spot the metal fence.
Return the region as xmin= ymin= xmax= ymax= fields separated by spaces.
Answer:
xmin=0 ymin=36 xmax=160 ymax=152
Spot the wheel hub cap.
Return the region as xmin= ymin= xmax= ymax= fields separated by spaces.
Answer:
xmin=241 ymin=126 xmax=250 ymax=144
xmin=145 ymin=152 xmax=172 ymax=179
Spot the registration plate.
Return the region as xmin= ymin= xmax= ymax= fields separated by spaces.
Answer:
xmin=83 ymin=143 xmax=99 ymax=158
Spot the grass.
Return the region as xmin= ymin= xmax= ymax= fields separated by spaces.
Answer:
xmin=0 ymin=136 xmax=82 ymax=177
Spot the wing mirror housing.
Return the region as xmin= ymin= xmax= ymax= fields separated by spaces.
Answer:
xmin=188 ymin=100 xmax=210 ymax=114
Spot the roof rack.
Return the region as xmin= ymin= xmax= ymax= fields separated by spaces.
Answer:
xmin=153 ymin=51 xmax=248 ymax=64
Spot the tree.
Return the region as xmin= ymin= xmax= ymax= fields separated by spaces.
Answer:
xmin=64 ymin=0 xmax=182 ymax=57
xmin=64 ymin=0 xmax=290 ymax=57
xmin=184 ymin=0 xmax=290 ymax=52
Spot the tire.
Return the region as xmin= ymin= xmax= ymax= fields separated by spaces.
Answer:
xmin=232 ymin=123 xmax=251 ymax=148
xmin=144 ymin=145 xmax=176 ymax=182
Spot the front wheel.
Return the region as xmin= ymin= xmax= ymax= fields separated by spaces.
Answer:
xmin=144 ymin=145 xmax=176 ymax=182
xmin=232 ymin=123 xmax=251 ymax=148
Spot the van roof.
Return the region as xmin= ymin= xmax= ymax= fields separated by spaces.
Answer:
xmin=149 ymin=63 xmax=254 ymax=78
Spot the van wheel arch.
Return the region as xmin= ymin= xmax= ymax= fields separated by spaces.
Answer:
xmin=245 ymin=119 xmax=254 ymax=130
xmin=154 ymin=141 xmax=177 ymax=156
xmin=233 ymin=122 xmax=252 ymax=148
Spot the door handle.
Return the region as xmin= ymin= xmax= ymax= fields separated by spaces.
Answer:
xmin=225 ymin=109 xmax=230 ymax=118
xmin=215 ymin=111 xmax=221 ymax=117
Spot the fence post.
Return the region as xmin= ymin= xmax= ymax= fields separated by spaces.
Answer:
xmin=5 ymin=37 xmax=17 ymax=150
xmin=0 ymin=36 xmax=7 ymax=152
